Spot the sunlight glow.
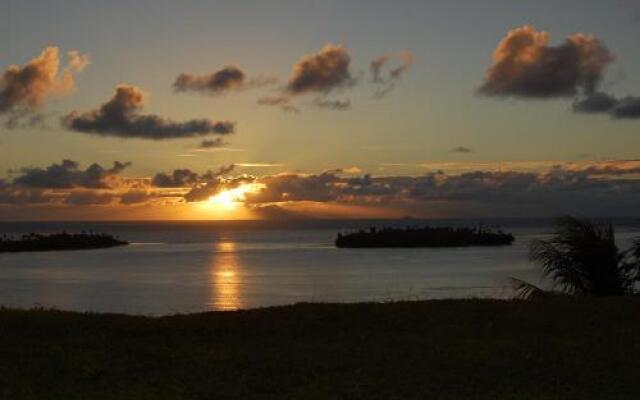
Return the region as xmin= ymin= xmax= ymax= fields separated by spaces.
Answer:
xmin=206 ymin=183 xmax=265 ymax=210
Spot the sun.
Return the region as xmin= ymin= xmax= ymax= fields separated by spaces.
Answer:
xmin=206 ymin=183 xmax=265 ymax=210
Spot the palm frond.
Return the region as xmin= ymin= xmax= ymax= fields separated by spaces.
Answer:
xmin=508 ymin=278 xmax=547 ymax=300
xmin=529 ymin=216 xmax=636 ymax=297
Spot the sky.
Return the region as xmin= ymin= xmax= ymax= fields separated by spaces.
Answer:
xmin=1 ymin=0 xmax=640 ymax=220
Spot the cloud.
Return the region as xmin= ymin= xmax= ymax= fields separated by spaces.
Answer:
xmin=182 ymin=165 xmax=237 ymax=202
xmin=12 ymin=159 xmax=131 ymax=189
xmin=563 ymin=159 xmax=640 ymax=175
xmin=286 ymin=44 xmax=355 ymax=95
xmin=199 ymin=138 xmax=227 ymax=148
xmin=64 ymin=190 xmax=114 ymax=205
xmin=4 ymin=112 xmax=48 ymax=130
xmin=370 ymin=51 xmax=415 ymax=97
xmin=4 ymin=160 xmax=640 ymax=217
xmin=572 ymin=92 xmax=620 ymax=113
xmin=370 ymin=55 xmax=391 ymax=83
xmin=174 ymin=66 xmax=245 ymax=94
xmin=120 ymin=190 xmax=154 ymax=205
xmin=173 ymin=66 xmax=276 ymax=96
xmin=573 ymin=92 xmax=640 ymax=119
xmin=245 ymin=172 xmax=341 ymax=204
xmin=66 ymin=50 xmax=90 ymax=72
xmin=0 ymin=47 xmax=89 ymax=117
xmin=152 ymin=168 xmax=200 ymax=188
xmin=450 ymin=146 xmax=473 ymax=153
xmin=62 ymin=85 xmax=235 ymax=140
xmin=233 ymin=162 xmax=640 ymax=217
xmin=313 ymin=98 xmax=351 ymax=110
xmin=257 ymin=95 xmax=300 ymax=113
xmin=478 ymin=25 xmax=613 ymax=98
xmin=612 ymin=96 xmax=640 ymax=118
xmin=0 ymin=179 xmax=53 ymax=205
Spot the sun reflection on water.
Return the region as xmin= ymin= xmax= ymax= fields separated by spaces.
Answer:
xmin=209 ymin=241 xmax=243 ymax=311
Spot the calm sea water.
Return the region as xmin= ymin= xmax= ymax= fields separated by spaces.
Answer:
xmin=1 ymin=219 xmax=639 ymax=315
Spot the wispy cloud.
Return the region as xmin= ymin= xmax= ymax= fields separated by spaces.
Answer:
xmin=370 ymin=51 xmax=415 ymax=97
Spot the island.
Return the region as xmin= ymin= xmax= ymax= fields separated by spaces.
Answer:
xmin=335 ymin=226 xmax=515 ymax=248
xmin=0 ymin=232 xmax=129 ymax=253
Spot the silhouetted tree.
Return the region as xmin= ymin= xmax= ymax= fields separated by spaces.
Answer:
xmin=516 ymin=216 xmax=640 ymax=298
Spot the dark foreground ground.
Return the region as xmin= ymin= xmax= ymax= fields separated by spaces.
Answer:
xmin=1 ymin=299 xmax=639 ymax=400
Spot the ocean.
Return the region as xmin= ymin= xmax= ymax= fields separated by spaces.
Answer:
xmin=1 ymin=218 xmax=639 ymax=315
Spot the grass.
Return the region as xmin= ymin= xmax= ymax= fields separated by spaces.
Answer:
xmin=1 ymin=299 xmax=640 ymax=399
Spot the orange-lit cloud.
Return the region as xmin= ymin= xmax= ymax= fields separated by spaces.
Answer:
xmin=0 ymin=47 xmax=89 ymax=116
xmin=286 ymin=44 xmax=355 ymax=95
xmin=478 ymin=25 xmax=613 ymax=98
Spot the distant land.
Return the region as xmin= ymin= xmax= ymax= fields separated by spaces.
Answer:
xmin=0 ymin=232 xmax=128 ymax=253
xmin=335 ymin=226 xmax=515 ymax=248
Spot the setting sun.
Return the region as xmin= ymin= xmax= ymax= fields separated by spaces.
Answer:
xmin=206 ymin=183 xmax=265 ymax=210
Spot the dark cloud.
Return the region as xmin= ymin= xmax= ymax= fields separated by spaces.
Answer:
xmin=152 ymin=165 xmax=237 ymax=191
xmin=245 ymin=172 xmax=341 ymax=204
xmin=152 ymin=169 xmax=200 ymax=188
xmin=286 ymin=44 xmax=355 ymax=95
xmin=120 ymin=190 xmax=153 ymax=205
xmin=62 ymin=85 xmax=234 ymax=140
xmin=259 ymin=44 xmax=359 ymax=113
xmin=257 ymin=95 xmax=300 ymax=113
xmin=450 ymin=146 xmax=473 ymax=153
xmin=611 ymin=96 xmax=640 ymax=119
xmin=174 ymin=66 xmax=276 ymax=96
xmin=12 ymin=159 xmax=131 ymax=189
xmin=234 ymin=164 xmax=640 ymax=216
xmin=4 ymin=112 xmax=48 ymax=130
xmin=174 ymin=66 xmax=245 ymax=95
xmin=199 ymin=138 xmax=226 ymax=148
xmin=313 ymin=98 xmax=351 ymax=111
xmin=0 ymin=179 xmax=52 ymax=205
xmin=573 ymin=93 xmax=640 ymax=119
xmin=478 ymin=25 xmax=614 ymax=98
xmin=573 ymin=92 xmax=620 ymax=113
xmin=6 ymin=159 xmax=640 ymax=217
xmin=64 ymin=190 xmax=113 ymax=205
xmin=370 ymin=51 xmax=415 ymax=97
xmin=0 ymin=47 xmax=88 ymax=120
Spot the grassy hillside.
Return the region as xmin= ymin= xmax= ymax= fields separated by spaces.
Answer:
xmin=1 ymin=299 xmax=640 ymax=399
